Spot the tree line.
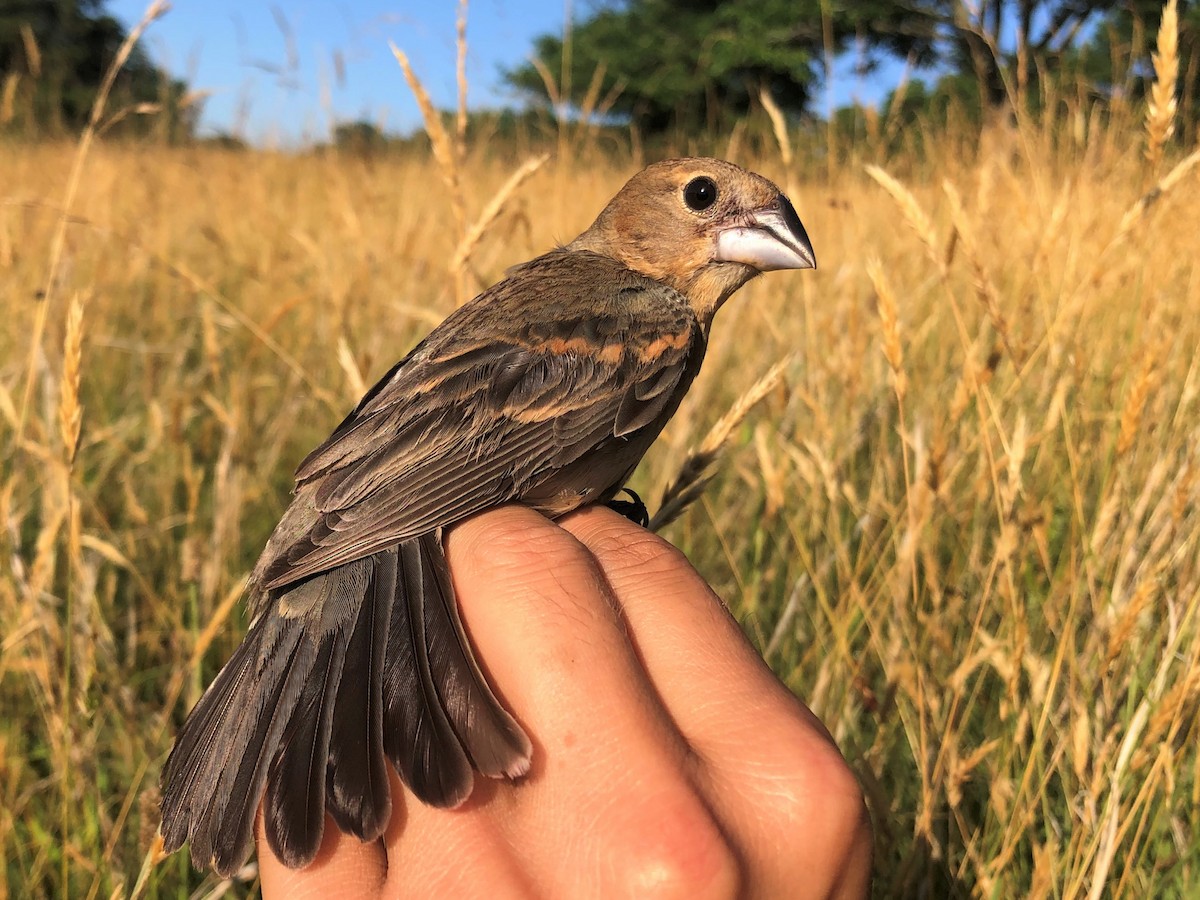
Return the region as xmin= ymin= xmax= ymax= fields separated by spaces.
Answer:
xmin=505 ymin=0 xmax=1199 ymax=139
xmin=1 ymin=0 xmax=1196 ymax=145
xmin=0 ymin=0 xmax=194 ymax=139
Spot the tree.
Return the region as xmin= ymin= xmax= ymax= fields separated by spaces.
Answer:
xmin=888 ymin=0 xmax=1200 ymax=142
xmin=333 ymin=119 xmax=391 ymax=155
xmin=1065 ymin=0 xmax=1200 ymax=133
xmin=504 ymin=0 xmax=936 ymax=134
xmin=902 ymin=0 xmax=1126 ymax=108
xmin=0 ymin=0 xmax=196 ymax=139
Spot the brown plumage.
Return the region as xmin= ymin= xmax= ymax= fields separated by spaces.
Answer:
xmin=159 ymin=157 xmax=816 ymax=875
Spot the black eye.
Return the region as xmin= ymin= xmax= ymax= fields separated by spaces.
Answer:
xmin=683 ymin=176 xmax=718 ymax=211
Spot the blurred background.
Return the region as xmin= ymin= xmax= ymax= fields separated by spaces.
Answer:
xmin=3 ymin=0 xmax=1200 ymax=897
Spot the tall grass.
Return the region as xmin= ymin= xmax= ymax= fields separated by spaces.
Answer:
xmin=3 ymin=4 xmax=1200 ymax=897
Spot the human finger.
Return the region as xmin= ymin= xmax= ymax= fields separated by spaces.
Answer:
xmin=561 ymin=506 xmax=872 ymax=898
xmin=257 ymin=810 xmax=386 ymax=899
xmin=441 ymin=505 xmax=741 ymax=898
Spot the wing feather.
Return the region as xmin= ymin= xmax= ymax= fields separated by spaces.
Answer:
xmin=259 ymin=252 xmax=704 ymax=593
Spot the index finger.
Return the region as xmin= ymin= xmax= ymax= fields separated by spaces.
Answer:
xmin=559 ymin=505 xmax=831 ymax=746
xmin=257 ymin=810 xmax=386 ymax=899
xmin=559 ymin=507 xmax=870 ymax=897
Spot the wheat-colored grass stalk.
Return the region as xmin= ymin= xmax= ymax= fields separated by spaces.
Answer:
xmin=20 ymin=21 xmax=42 ymax=78
xmin=390 ymin=44 xmax=466 ymax=239
xmin=11 ymin=0 xmax=168 ymax=454
xmin=450 ymin=152 xmax=550 ymax=271
xmin=0 ymin=73 xmax=19 ymax=127
xmin=863 ymin=103 xmax=881 ymax=151
xmin=649 ymin=357 xmax=791 ymax=532
xmin=698 ymin=359 xmax=791 ymax=456
xmin=1104 ymin=580 xmax=1156 ymax=671
xmin=759 ymin=87 xmax=793 ymax=169
xmin=867 ymin=257 xmax=907 ymax=402
xmin=58 ymin=295 xmax=84 ymax=466
xmin=943 ymin=180 xmax=1017 ymax=362
xmin=336 ymin=335 xmax=367 ymax=401
xmin=1145 ymin=0 xmax=1179 ymax=171
xmin=391 ymin=31 xmax=550 ymax=308
xmin=528 ymin=55 xmax=561 ymax=111
xmin=865 ymin=164 xmax=942 ymax=270
xmin=882 ymin=51 xmax=916 ymax=146
xmin=455 ymin=0 xmax=470 ymax=172
xmin=1117 ymin=347 xmax=1158 ymax=456
xmin=1112 ymin=148 xmax=1200 ymax=249
xmin=574 ymin=63 xmax=625 ymax=153
xmin=578 ymin=62 xmax=608 ymax=129
xmin=0 ymin=383 xmax=18 ymax=431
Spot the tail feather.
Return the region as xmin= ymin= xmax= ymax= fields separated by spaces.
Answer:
xmin=416 ymin=533 xmax=532 ymax=778
xmin=250 ymin=559 xmax=369 ymax=869
xmin=170 ymin=614 xmax=300 ymax=817
xmin=162 ymin=534 xmax=532 ymax=875
xmin=264 ymin=632 xmax=347 ymax=867
xmin=203 ymin=631 xmax=315 ymax=873
xmin=160 ymin=563 xmax=364 ymax=876
xmin=383 ymin=540 xmax=474 ymax=806
xmin=159 ymin=619 xmax=274 ymax=855
xmin=161 ymin=615 xmax=306 ymax=872
xmin=325 ymin=551 xmax=393 ymax=840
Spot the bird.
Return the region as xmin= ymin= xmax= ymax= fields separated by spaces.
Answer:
xmin=159 ymin=157 xmax=816 ymax=876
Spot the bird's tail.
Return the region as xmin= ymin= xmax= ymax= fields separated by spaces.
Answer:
xmin=159 ymin=533 xmax=531 ymax=876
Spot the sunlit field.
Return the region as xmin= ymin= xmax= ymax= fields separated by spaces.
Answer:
xmin=4 ymin=22 xmax=1200 ymax=897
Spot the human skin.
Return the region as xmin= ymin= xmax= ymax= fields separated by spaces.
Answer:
xmin=257 ymin=505 xmax=873 ymax=899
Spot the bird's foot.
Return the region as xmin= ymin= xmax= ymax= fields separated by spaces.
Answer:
xmin=607 ymin=488 xmax=650 ymax=529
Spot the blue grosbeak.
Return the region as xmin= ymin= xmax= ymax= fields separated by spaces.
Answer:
xmin=160 ymin=158 xmax=816 ymax=875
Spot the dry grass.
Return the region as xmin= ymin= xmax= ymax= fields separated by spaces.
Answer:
xmin=1145 ymin=0 xmax=1179 ymax=172
xmin=4 ymin=6 xmax=1200 ymax=897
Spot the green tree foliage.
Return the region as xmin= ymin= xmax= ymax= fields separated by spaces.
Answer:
xmin=895 ymin=0 xmax=1195 ymax=118
xmin=510 ymin=0 xmax=1187 ymax=138
xmin=333 ymin=119 xmax=391 ymax=156
xmin=504 ymin=0 xmax=936 ymax=134
xmin=879 ymin=1 xmax=1199 ymax=146
xmin=1065 ymin=0 xmax=1200 ymax=128
xmin=0 ymin=0 xmax=196 ymax=139
xmin=917 ymin=0 xmax=1126 ymax=106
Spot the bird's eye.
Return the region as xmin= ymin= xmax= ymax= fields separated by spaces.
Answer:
xmin=683 ymin=176 xmax=718 ymax=212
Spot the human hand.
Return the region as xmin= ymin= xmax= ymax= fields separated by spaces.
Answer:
xmin=258 ymin=505 xmax=871 ymax=899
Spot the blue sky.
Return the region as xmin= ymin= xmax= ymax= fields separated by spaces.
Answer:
xmin=108 ymin=0 xmax=898 ymax=145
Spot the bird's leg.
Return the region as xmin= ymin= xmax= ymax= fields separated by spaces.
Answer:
xmin=606 ymin=488 xmax=650 ymax=529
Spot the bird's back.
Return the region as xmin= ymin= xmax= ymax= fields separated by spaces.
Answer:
xmin=248 ymin=248 xmax=706 ymax=602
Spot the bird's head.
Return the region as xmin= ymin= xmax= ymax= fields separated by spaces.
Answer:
xmin=569 ymin=157 xmax=816 ymax=322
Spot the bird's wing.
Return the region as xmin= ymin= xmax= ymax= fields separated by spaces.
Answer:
xmin=258 ymin=281 xmax=700 ymax=592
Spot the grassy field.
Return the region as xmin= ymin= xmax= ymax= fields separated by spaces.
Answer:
xmin=4 ymin=27 xmax=1200 ymax=899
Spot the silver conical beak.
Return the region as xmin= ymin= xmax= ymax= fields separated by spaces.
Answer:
xmin=715 ymin=194 xmax=816 ymax=271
